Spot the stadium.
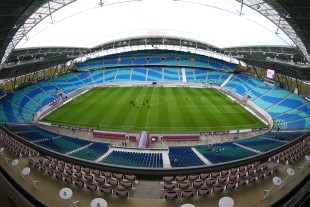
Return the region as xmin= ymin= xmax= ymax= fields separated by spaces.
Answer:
xmin=0 ymin=1 xmax=309 ymax=207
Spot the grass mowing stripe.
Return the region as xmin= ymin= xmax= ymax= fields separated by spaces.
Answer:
xmin=183 ymin=87 xmax=215 ymax=127
xmin=145 ymin=87 xmax=154 ymax=128
xmin=158 ymin=87 xmax=170 ymax=129
xmin=173 ymin=88 xmax=198 ymax=128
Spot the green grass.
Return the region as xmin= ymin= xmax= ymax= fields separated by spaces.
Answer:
xmin=42 ymin=87 xmax=266 ymax=133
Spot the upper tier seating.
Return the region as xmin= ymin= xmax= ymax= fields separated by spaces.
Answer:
xmin=75 ymin=50 xmax=237 ymax=71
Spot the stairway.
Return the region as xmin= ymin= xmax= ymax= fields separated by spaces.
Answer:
xmin=133 ymin=180 xmax=162 ymax=199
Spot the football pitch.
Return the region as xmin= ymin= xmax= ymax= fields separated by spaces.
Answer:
xmin=42 ymin=87 xmax=266 ymax=133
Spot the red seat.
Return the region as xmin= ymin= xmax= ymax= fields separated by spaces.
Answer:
xmin=181 ymin=189 xmax=195 ymax=198
xmin=248 ymin=168 xmax=256 ymax=175
xmin=82 ymin=167 xmax=90 ymax=173
xmin=106 ymin=178 xmax=119 ymax=186
xmin=115 ymin=188 xmax=129 ymax=198
xmin=58 ymin=160 xmax=65 ymax=166
xmin=239 ymin=166 xmax=246 ymax=171
xmin=188 ymin=174 xmax=199 ymax=181
xmin=65 ymin=163 xmax=73 ymax=169
xmin=197 ymin=187 xmax=211 ymax=196
xmin=199 ymin=173 xmax=210 ymax=179
xmin=229 ymin=173 xmax=238 ymax=181
xmin=65 ymin=169 xmax=73 ymax=175
xmin=83 ymin=174 xmax=93 ymax=181
xmin=113 ymin=173 xmax=124 ymax=179
xmin=57 ymin=166 xmax=64 ymax=172
xmin=211 ymin=172 xmax=220 ymax=178
xmin=163 ymin=182 xmax=175 ymax=190
xmin=91 ymin=169 xmax=101 ymax=176
xmin=248 ymin=175 xmax=257 ymax=183
xmin=175 ymin=175 xmax=186 ymax=182
xmin=125 ymin=174 xmax=136 ymax=181
xmin=64 ymin=176 xmax=74 ymax=184
xmin=74 ymin=172 xmax=82 ymax=179
xmin=237 ymin=179 xmax=247 ymax=188
xmin=230 ymin=168 xmax=238 ymax=174
xmin=74 ymin=165 xmax=81 ymax=171
xmin=75 ymin=179 xmax=85 ymax=188
xmin=95 ymin=176 xmax=106 ymax=184
xmin=212 ymin=185 xmax=224 ymax=193
xmin=258 ymin=173 xmax=265 ymax=180
xmin=102 ymin=171 xmax=112 ymax=177
xmin=205 ymin=178 xmax=216 ymax=185
xmin=99 ymin=185 xmax=113 ymax=195
xmin=47 ymin=169 xmax=53 ymax=175
xmin=192 ymin=179 xmax=203 ymax=187
xmin=86 ymin=183 xmax=98 ymax=191
xmin=218 ymin=176 xmax=228 ymax=183
xmin=164 ymin=191 xmax=178 ymax=200
xmin=120 ymin=180 xmax=133 ymax=188
xmin=178 ymin=181 xmax=190 ymax=189
xmin=239 ymin=171 xmax=248 ymax=178
xmin=225 ymin=181 xmax=237 ymax=190
xmin=221 ymin=170 xmax=229 ymax=176
xmin=163 ymin=176 xmax=174 ymax=182
xmin=55 ymin=173 xmax=63 ymax=181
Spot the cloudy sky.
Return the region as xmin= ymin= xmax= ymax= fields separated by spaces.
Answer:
xmin=17 ymin=0 xmax=293 ymax=49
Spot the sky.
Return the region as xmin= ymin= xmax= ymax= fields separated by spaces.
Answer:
xmin=16 ymin=0 xmax=293 ymax=49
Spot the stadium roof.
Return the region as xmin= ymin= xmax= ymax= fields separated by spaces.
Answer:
xmin=0 ymin=0 xmax=309 ymax=79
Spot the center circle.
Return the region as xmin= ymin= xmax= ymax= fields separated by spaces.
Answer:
xmin=135 ymin=95 xmax=167 ymax=106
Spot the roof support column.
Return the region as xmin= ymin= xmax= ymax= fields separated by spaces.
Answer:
xmin=239 ymin=0 xmax=244 ymax=15
xmin=48 ymin=1 xmax=54 ymax=24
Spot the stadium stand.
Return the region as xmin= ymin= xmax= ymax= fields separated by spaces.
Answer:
xmin=163 ymin=67 xmax=180 ymax=81
xmin=195 ymin=142 xmax=257 ymax=164
xmin=131 ymin=67 xmax=147 ymax=81
xmin=69 ymin=142 xmax=110 ymax=161
xmin=147 ymin=67 xmax=163 ymax=81
xmin=99 ymin=151 xmax=163 ymax=168
xmin=168 ymin=146 xmax=205 ymax=167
